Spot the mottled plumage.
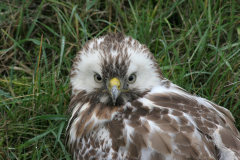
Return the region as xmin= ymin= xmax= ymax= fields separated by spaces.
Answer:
xmin=67 ymin=33 xmax=240 ymax=160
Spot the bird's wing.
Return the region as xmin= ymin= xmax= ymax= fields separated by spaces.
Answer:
xmin=71 ymin=84 xmax=240 ymax=160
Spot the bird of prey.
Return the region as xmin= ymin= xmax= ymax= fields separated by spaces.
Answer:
xmin=66 ymin=33 xmax=240 ymax=160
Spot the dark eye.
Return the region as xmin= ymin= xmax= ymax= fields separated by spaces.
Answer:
xmin=94 ymin=74 xmax=103 ymax=83
xmin=128 ymin=74 xmax=136 ymax=84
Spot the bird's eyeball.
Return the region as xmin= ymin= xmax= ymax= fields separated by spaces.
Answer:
xmin=94 ymin=74 xmax=103 ymax=83
xmin=128 ymin=74 xmax=137 ymax=84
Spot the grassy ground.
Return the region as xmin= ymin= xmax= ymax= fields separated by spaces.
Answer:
xmin=0 ymin=0 xmax=240 ymax=159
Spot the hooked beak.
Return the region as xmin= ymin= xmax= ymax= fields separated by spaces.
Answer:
xmin=109 ymin=77 xmax=121 ymax=105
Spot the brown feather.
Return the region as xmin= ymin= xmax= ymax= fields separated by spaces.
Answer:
xmin=150 ymin=151 xmax=166 ymax=160
xmin=158 ymin=119 xmax=180 ymax=133
xmin=134 ymin=120 xmax=151 ymax=134
xmin=133 ymin=106 xmax=150 ymax=116
xmin=149 ymin=131 xmax=172 ymax=154
xmin=219 ymin=128 xmax=240 ymax=152
xmin=128 ymin=142 xmax=139 ymax=158
xmin=180 ymin=125 xmax=195 ymax=134
xmin=154 ymin=114 xmax=172 ymax=124
xmin=130 ymin=132 xmax=148 ymax=148
xmin=174 ymin=131 xmax=192 ymax=145
xmin=178 ymin=116 xmax=189 ymax=125
xmin=171 ymin=110 xmax=183 ymax=116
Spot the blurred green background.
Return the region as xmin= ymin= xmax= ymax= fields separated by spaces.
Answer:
xmin=0 ymin=0 xmax=240 ymax=159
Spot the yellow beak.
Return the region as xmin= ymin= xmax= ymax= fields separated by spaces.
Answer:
xmin=109 ymin=77 xmax=121 ymax=105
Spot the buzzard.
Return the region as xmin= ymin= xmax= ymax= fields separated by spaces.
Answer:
xmin=67 ymin=33 xmax=240 ymax=160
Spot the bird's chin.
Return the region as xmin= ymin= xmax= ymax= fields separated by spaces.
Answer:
xmin=100 ymin=95 xmax=127 ymax=106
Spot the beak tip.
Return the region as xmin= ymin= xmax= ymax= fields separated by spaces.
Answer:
xmin=110 ymin=85 xmax=120 ymax=105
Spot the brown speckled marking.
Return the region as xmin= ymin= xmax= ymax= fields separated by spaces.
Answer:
xmin=67 ymin=33 xmax=240 ymax=160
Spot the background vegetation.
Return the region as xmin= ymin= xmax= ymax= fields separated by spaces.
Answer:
xmin=0 ymin=0 xmax=240 ymax=159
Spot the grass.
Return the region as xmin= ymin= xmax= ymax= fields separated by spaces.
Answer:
xmin=0 ymin=0 xmax=240 ymax=159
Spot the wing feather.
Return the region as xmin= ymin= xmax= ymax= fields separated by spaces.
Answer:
xmin=149 ymin=130 xmax=172 ymax=154
xmin=69 ymin=85 xmax=240 ymax=160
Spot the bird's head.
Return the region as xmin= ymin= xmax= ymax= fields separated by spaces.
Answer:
xmin=69 ymin=33 xmax=164 ymax=109
xmin=67 ymin=33 xmax=165 ymax=145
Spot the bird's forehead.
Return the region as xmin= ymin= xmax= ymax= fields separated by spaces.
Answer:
xmin=99 ymin=52 xmax=131 ymax=79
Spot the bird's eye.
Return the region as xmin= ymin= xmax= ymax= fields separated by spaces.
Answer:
xmin=94 ymin=74 xmax=103 ymax=83
xmin=128 ymin=74 xmax=136 ymax=84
